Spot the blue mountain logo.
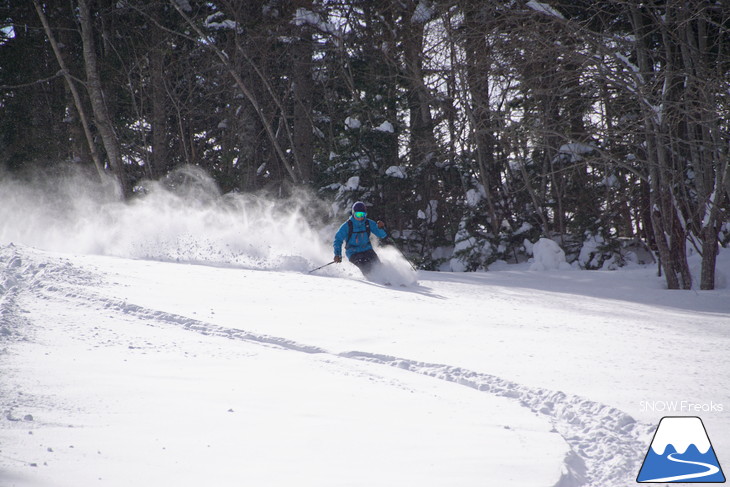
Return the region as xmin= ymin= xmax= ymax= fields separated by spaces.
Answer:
xmin=637 ymin=416 xmax=726 ymax=483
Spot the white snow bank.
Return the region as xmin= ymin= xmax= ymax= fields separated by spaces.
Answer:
xmin=530 ymin=238 xmax=572 ymax=271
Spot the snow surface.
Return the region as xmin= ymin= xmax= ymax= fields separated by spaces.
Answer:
xmin=344 ymin=117 xmax=361 ymax=130
xmin=1 ymin=168 xmax=729 ymax=487
xmin=343 ymin=175 xmax=360 ymax=191
xmin=374 ymin=121 xmax=395 ymax=133
xmin=529 ymin=238 xmax=572 ymax=271
xmin=385 ymin=166 xmax=407 ymax=179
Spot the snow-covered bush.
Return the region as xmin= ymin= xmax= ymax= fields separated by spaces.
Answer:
xmin=576 ymin=231 xmax=655 ymax=270
xmin=449 ymin=219 xmax=492 ymax=271
xmin=529 ymin=238 xmax=572 ymax=271
xmin=577 ymin=232 xmax=618 ymax=269
xmin=448 ymin=215 xmax=542 ymax=271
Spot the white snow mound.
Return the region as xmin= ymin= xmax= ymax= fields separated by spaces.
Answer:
xmin=530 ymin=238 xmax=572 ymax=271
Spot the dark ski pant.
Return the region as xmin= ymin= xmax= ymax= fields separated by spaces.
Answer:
xmin=349 ymin=249 xmax=380 ymax=276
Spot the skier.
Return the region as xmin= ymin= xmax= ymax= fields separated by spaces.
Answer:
xmin=333 ymin=201 xmax=388 ymax=276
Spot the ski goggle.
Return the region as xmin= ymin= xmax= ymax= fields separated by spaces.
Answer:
xmin=353 ymin=211 xmax=367 ymax=220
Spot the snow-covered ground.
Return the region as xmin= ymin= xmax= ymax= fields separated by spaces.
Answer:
xmin=1 ymin=170 xmax=729 ymax=486
xmin=1 ymin=243 xmax=728 ymax=487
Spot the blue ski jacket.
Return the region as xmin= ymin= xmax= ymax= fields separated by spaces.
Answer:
xmin=334 ymin=217 xmax=387 ymax=259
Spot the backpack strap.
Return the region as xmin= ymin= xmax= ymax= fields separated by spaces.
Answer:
xmin=346 ymin=219 xmax=371 ymax=249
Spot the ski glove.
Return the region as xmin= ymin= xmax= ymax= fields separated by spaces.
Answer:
xmin=377 ymin=220 xmax=385 ymax=229
xmin=334 ymin=255 xmax=342 ymax=263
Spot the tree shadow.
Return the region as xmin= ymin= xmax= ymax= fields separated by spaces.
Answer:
xmin=426 ymin=268 xmax=730 ymax=315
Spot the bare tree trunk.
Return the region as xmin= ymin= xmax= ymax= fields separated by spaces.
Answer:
xmin=78 ymin=0 xmax=130 ymax=196
xmin=645 ymin=134 xmax=680 ymax=289
xmin=631 ymin=4 xmax=691 ymax=289
xmin=402 ymin=20 xmax=437 ymax=169
xmin=150 ymin=44 xmax=169 ymax=179
xmin=677 ymin=3 xmax=728 ymax=290
xmin=462 ymin=1 xmax=500 ymax=235
xmin=32 ymin=0 xmax=105 ymax=182
xmin=401 ymin=3 xmax=441 ymax=245
xmin=290 ymin=24 xmax=314 ymax=184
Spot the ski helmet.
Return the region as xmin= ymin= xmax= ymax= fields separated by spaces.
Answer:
xmin=352 ymin=201 xmax=367 ymax=214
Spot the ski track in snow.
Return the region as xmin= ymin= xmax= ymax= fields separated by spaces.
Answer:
xmin=1 ymin=245 xmax=656 ymax=487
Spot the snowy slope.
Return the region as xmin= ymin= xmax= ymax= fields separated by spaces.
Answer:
xmin=1 ymin=243 xmax=728 ymax=487
xmin=1 ymin=170 xmax=729 ymax=486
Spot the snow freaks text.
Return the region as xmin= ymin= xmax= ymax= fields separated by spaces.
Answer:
xmin=640 ymin=401 xmax=724 ymax=413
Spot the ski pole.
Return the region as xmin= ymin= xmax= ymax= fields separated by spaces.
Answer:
xmin=308 ymin=260 xmax=336 ymax=273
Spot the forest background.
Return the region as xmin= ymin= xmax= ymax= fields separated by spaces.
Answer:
xmin=1 ymin=0 xmax=728 ymax=289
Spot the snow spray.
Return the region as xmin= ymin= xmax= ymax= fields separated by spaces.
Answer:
xmin=0 ymin=165 xmax=338 ymax=272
